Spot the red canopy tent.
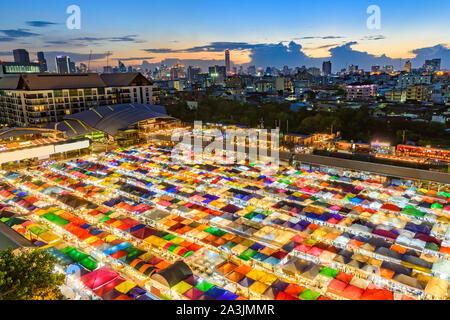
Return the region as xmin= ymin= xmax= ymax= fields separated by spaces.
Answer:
xmin=80 ymin=266 xmax=119 ymax=291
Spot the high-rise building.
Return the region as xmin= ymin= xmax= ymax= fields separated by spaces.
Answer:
xmin=209 ymin=65 xmax=227 ymax=85
xmin=348 ymin=65 xmax=359 ymax=73
xmin=170 ymin=63 xmax=185 ymax=80
xmin=13 ymin=49 xmax=30 ymax=64
xmin=118 ymin=60 xmax=127 ymax=73
xmin=0 ymin=72 xmax=154 ymax=127
xmin=404 ymin=60 xmax=412 ymax=73
xmin=225 ymin=49 xmax=231 ymax=75
xmin=322 ymin=61 xmax=332 ymax=75
xmin=37 ymin=52 xmax=48 ymax=73
xmin=424 ymin=59 xmax=441 ymax=72
xmin=371 ymin=66 xmax=380 ymax=73
xmin=187 ymin=66 xmax=201 ymax=82
xmin=56 ymin=55 xmax=71 ymax=74
xmin=383 ymin=65 xmax=394 ymax=73
xmin=247 ymin=65 xmax=256 ymax=76
xmin=79 ymin=63 xmax=88 ymax=73
xmin=69 ymin=61 xmax=76 ymax=73
xmin=307 ymin=67 xmax=321 ymax=77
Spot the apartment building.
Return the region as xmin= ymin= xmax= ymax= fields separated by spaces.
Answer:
xmin=0 ymin=72 xmax=154 ymax=127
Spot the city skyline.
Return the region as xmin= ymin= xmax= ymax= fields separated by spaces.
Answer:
xmin=0 ymin=0 xmax=449 ymax=71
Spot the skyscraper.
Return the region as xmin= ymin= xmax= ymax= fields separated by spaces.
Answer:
xmin=404 ymin=60 xmax=412 ymax=73
xmin=69 ymin=61 xmax=76 ymax=73
xmin=13 ymin=49 xmax=30 ymax=64
xmin=322 ymin=61 xmax=332 ymax=75
xmin=424 ymin=59 xmax=441 ymax=72
xmin=187 ymin=66 xmax=201 ymax=82
xmin=79 ymin=63 xmax=88 ymax=73
xmin=225 ymin=49 xmax=231 ymax=75
xmin=118 ymin=60 xmax=127 ymax=73
xmin=56 ymin=55 xmax=71 ymax=74
xmin=37 ymin=52 xmax=47 ymax=73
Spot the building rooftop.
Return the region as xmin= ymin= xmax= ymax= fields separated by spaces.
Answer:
xmin=51 ymin=103 xmax=172 ymax=138
xmin=0 ymin=222 xmax=35 ymax=251
xmin=0 ymin=72 xmax=152 ymax=90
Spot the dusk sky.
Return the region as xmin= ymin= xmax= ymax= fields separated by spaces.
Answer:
xmin=0 ymin=0 xmax=449 ymax=71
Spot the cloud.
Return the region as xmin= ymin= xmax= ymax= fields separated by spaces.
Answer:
xmin=72 ymin=34 xmax=143 ymax=43
xmin=410 ymin=44 xmax=450 ymax=68
xmin=362 ymin=35 xmax=386 ymax=41
xmin=328 ymin=41 xmax=402 ymax=70
xmin=26 ymin=21 xmax=58 ymax=27
xmin=45 ymin=40 xmax=71 ymax=45
xmin=0 ymin=37 xmax=14 ymax=42
xmin=294 ymin=36 xmax=345 ymax=40
xmin=143 ymin=48 xmax=179 ymax=53
xmin=248 ymin=41 xmax=317 ymax=68
xmin=143 ymin=42 xmax=261 ymax=54
xmin=0 ymin=28 xmax=39 ymax=38
xmin=109 ymin=35 xmax=139 ymax=42
xmin=115 ymin=57 xmax=155 ymax=61
xmin=142 ymin=40 xmax=449 ymax=70
xmin=33 ymin=52 xmax=111 ymax=71
xmin=306 ymin=43 xmax=342 ymax=50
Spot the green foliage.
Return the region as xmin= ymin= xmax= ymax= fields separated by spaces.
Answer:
xmin=0 ymin=248 xmax=65 ymax=300
xmin=166 ymin=98 xmax=450 ymax=147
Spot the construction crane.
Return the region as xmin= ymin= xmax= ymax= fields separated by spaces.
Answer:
xmin=106 ymin=51 xmax=112 ymax=72
xmin=87 ymin=50 xmax=92 ymax=72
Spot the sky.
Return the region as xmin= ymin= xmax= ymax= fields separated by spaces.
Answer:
xmin=0 ymin=0 xmax=449 ymax=72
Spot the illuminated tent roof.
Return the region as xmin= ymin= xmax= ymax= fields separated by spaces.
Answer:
xmin=150 ymin=260 xmax=192 ymax=288
xmin=63 ymin=104 xmax=172 ymax=137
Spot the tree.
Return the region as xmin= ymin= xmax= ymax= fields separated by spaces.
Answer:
xmin=0 ymin=247 xmax=65 ymax=300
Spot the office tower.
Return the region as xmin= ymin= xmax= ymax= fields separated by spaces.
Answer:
xmin=371 ymin=66 xmax=380 ymax=73
xmin=404 ymin=60 xmax=412 ymax=73
xmin=225 ymin=49 xmax=231 ymax=74
xmin=118 ymin=60 xmax=127 ymax=73
xmin=79 ymin=63 xmax=88 ymax=73
xmin=36 ymin=52 xmax=48 ymax=72
xmin=283 ymin=65 xmax=290 ymax=76
xmin=170 ymin=63 xmax=185 ymax=80
xmin=247 ymin=65 xmax=256 ymax=76
xmin=424 ymin=59 xmax=441 ymax=72
xmin=322 ymin=61 xmax=332 ymax=75
xmin=13 ymin=49 xmax=30 ymax=64
xmin=307 ymin=67 xmax=321 ymax=77
xmin=69 ymin=61 xmax=76 ymax=73
xmin=348 ymin=64 xmax=358 ymax=73
xmin=187 ymin=66 xmax=201 ymax=82
xmin=209 ymin=65 xmax=227 ymax=85
xmin=383 ymin=65 xmax=394 ymax=73
xmin=56 ymin=55 xmax=71 ymax=74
